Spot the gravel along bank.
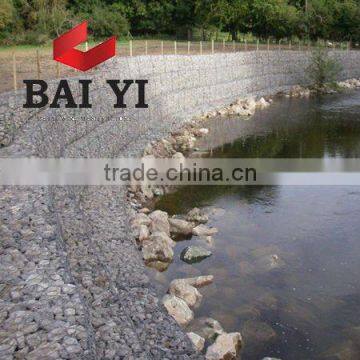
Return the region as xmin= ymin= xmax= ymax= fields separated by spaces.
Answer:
xmin=0 ymin=50 xmax=360 ymax=359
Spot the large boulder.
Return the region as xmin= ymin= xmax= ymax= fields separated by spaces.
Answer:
xmin=169 ymin=280 xmax=202 ymax=308
xmin=256 ymin=97 xmax=270 ymax=108
xmin=186 ymin=208 xmax=209 ymax=224
xmin=205 ymin=332 xmax=242 ymax=360
xmin=169 ymin=281 xmax=200 ymax=308
xmin=168 ymin=276 xmax=213 ymax=308
xmin=174 ymin=130 xmax=196 ymax=151
xmin=142 ymin=232 xmax=174 ymax=264
xmin=231 ymin=104 xmax=253 ymax=116
xmin=169 ymin=218 xmax=194 ymax=236
xmin=131 ymin=213 xmax=151 ymax=227
xmin=181 ymin=246 xmax=212 ymax=264
xmin=193 ymin=224 xmax=218 ymax=236
xmin=149 ymin=210 xmax=170 ymax=235
xmin=187 ymin=332 xmax=205 ymax=352
xmin=162 ymin=295 xmax=194 ymax=327
xmin=138 ymin=224 xmax=150 ymax=243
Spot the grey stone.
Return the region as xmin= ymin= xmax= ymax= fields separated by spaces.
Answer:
xmin=181 ymin=246 xmax=212 ymax=264
xmin=169 ymin=218 xmax=194 ymax=236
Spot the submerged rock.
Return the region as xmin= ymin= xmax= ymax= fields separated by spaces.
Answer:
xmin=186 ymin=208 xmax=209 ymax=224
xmin=205 ymin=332 xmax=242 ymax=360
xmin=319 ymin=340 xmax=358 ymax=360
xmin=162 ymin=294 xmax=194 ymax=326
xmin=184 ymin=275 xmax=214 ymax=288
xmin=187 ymin=332 xmax=205 ymax=352
xmin=241 ymin=320 xmax=277 ymax=349
xmin=253 ymin=254 xmax=285 ymax=272
xmin=187 ymin=317 xmax=224 ymax=341
xmin=149 ymin=210 xmax=170 ymax=235
xmin=169 ymin=218 xmax=194 ymax=236
xmin=181 ymin=246 xmax=212 ymax=264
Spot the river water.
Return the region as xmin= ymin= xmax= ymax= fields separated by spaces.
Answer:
xmin=149 ymin=91 xmax=360 ymax=359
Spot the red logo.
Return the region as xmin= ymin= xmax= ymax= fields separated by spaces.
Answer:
xmin=53 ymin=21 xmax=116 ymax=71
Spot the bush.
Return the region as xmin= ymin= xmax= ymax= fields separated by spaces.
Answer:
xmin=88 ymin=4 xmax=129 ymax=39
xmin=307 ymin=47 xmax=342 ymax=88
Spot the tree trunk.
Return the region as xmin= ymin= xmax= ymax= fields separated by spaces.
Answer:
xmin=231 ymin=29 xmax=237 ymax=41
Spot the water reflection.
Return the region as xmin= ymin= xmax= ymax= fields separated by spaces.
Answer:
xmin=151 ymin=91 xmax=360 ymax=360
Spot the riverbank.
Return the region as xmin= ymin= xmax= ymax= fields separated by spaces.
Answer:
xmin=129 ymin=79 xmax=360 ymax=358
xmin=1 ymin=51 xmax=360 ymax=359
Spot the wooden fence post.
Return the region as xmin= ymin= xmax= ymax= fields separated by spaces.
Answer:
xmin=36 ymin=50 xmax=41 ymax=79
xmin=174 ymin=41 xmax=177 ymax=55
xmin=12 ymin=51 xmax=17 ymax=92
xmin=233 ymin=40 xmax=235 ymax=51
xmin=187 ymin=41 xmax=190 ymax=54
xmin=56 ymin=62 xmax=60 ymax=78
xmin=211 ymin=39 xmax=214 ymax=54
xmin=223 ymin=39 xmax=225 ymax=51
xmin=267 ymin=38 xmax=270 ymax=51
xmin=200 ymin=41 xmax=202 ymax=55
xmin=145 ymin=40 xmax=148 ymax=55
xmin=129 ymin=40 xmax=133 ymax=56
xmin=256 ymin=39 xmax=259 ymax=51
xmin=245 ymin=39 xmax=247 ymax=51
xmin=161 ymin=41 xmax=164 ymax=55
xmin=347 ymin=41 xmax=351 ymax=51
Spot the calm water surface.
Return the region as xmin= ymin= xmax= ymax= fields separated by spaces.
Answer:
xmin=149 ymin=91 xmax=360 ymax=360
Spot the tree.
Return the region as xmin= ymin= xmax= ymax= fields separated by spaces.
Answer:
xmin=331 ymin=0 xmax=360 ymax=42
xmin=251 ymin=0 xmax=301 ymax=39
xmin=173 ymin=0 xmax=196 ymax=39
xmin=87 ymin=3 xmax=129 ymax=38
xmin=0 ymin=0 xmax=14 ymax=31
xmin=194 ymin=0 xmax=228 ymax=40
xmin=224 ymin=0 xmax=251 ymax=40
xmin=307 ymin=47 xmax=342 ymax=88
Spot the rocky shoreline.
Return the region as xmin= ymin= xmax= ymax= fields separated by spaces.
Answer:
xmin=128 ymin=78 xmax=360 ymax=359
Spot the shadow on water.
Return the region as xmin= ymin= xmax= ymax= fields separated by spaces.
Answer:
xmin=151 ymin=91 xmax=360 ymax=360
